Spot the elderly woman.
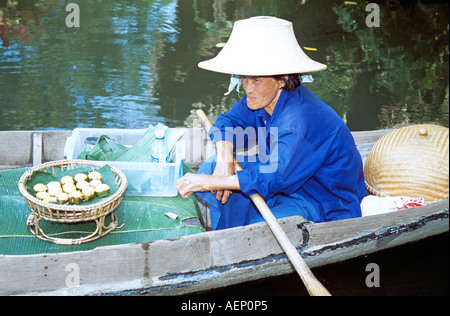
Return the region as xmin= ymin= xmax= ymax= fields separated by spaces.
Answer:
xmin=177 ymin=17 xmax=366 ymax=230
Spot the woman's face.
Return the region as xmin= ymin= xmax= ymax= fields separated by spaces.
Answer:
xmin=242 ymin=76 xmax=286 ymax=115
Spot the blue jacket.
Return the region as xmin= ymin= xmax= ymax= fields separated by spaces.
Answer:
xmin=209 ymin=85 xmax=365 ymax=222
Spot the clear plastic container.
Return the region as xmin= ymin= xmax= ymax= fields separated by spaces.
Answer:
xmin=64 ymin=128 xmax=185 ymax=196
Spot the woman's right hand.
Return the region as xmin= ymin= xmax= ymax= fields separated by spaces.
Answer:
xmin=212 ymin=161 xmax=235 ymax=204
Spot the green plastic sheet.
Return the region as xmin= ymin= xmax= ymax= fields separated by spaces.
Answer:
xmin=0 ymin=166 xmax=204 ymax=256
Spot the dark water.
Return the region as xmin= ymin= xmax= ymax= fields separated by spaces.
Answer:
xmin=0 ymin=0 xmax=448 ymax=131
xmin=0 ymin=0 xmax=448 ymax=296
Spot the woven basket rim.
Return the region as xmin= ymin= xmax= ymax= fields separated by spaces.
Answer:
xmin=365 ymin=181 xmax=388 ymax=197
xmin=18 ymin=159 xmax=128 ymax=221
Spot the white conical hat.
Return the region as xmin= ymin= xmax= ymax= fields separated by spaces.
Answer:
xmin=198 ymin=16 xmax=327 ymax=76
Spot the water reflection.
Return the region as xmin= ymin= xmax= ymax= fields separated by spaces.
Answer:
xmin=0 ymin=0 xmax=448 ymax=131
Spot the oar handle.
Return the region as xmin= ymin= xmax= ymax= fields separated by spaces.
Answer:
xmin=196 ymin=109 xmax=331 ymax=296
xmin=197 ymin=109 xmax=213 ymax=130
xmin=196 ymin=109 xmax=243 ymax=172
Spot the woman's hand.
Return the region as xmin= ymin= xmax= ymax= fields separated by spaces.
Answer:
xmin=176 ymin=173 xmax=212 ymax=199
xmin=177 ymin=172 xmax=240 ymax=203
xmin=211 ymin=161 xmax=235 ymax=204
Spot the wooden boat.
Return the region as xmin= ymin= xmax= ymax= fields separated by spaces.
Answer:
xmin=0 ymin=128 xmax=448 ymax=296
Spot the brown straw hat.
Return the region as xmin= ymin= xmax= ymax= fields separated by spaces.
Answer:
xmin=364 ymin=124 xmax=449 ymax=202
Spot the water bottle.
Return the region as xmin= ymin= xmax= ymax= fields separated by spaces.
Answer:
xmin=151 ymin=129 xmax=169 ymax=163
xmin=150 ymin=129 xmax=169 ymax=194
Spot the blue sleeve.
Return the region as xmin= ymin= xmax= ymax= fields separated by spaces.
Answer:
xmin=208 ymin=99 xmax=257 ymax=150
xmin=237 ymin=128 xmax=325 ymax=200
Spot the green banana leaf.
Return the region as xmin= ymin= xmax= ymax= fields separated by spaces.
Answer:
xmin=78 ymin=135 xmax=128 ymax=161
xmin=77 ymin=124 xmax=185 ymax=163
xmin=0 ymin=165 xmax=204 ymax=256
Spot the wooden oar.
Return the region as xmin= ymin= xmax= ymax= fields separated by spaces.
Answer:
xmin=196 ymin=109 xmax=331 ymax=296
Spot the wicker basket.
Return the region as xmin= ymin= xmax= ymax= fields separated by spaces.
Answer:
xmin=364 ymin=124 xmax=449 ymax=202
xmin=18 ymin=160 xmax=128 ymax=244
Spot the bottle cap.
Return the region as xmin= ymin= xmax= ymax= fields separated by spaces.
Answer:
xmin=155 ymin=129 xmax=165 ymax=139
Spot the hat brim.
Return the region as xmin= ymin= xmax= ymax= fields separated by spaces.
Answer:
xmin=198 ymin=58 xmax=327 ymax=76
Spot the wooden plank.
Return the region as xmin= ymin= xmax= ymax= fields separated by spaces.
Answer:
xmin=42 ymin=131 xmax=71 ymax=161
xmin=305 ymin=199 xmax=449 ymax=268
xmin=0 ymin=131 xmax=33 ymax=166
xmin=32 ymin=133 xmax=42 ymax=166
xmin=0 ymin=216 xmax=306 ymax=296
xmin=0 ymin=130 xmax=72 ymax=167
xmin=308 ymin=199 xmax=448 ymax=247
xmin=1 ymin=200 xmax=447 ymax=296
xmin=351 ymin=129 xmax=392 ymax=146
xmin=182 ymin=128 xmax=195 ymax=165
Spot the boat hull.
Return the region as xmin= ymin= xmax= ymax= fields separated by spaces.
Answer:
xmin=0 ymin=128 xmax=448 ymax=295
xmin=1 ymin=199 xmax=447 ymax=296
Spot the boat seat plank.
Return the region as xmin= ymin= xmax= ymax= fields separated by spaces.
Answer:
xmin=33 ymin=133 xmax=42 ymax=166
